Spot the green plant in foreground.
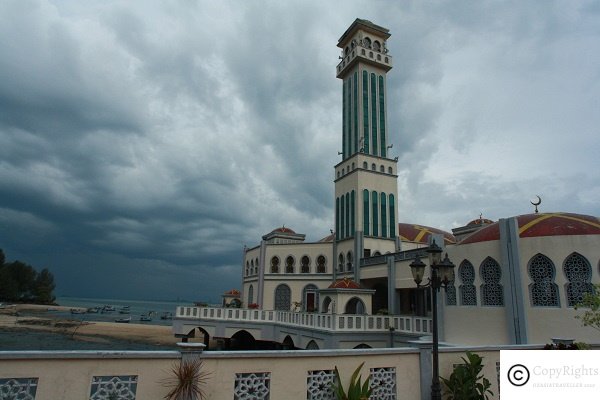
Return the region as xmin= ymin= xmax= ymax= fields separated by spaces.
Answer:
xmin=441 ymin=351 xmax=493 ymax=400
xmin=332 ymin=362 xmax=373 ymax=400
xmin=161 ymin=358 xmax=210 ymax=400
xmin=575 ymin=284 xmax=600 ymax=332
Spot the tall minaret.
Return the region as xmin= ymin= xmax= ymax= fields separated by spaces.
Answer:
xmin=334 ymin=19 xmax=399 ymax=280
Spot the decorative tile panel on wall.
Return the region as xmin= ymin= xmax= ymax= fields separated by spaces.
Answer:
xmin=369 ymin=367 xmax=396 ymax=400
xmin=306 ymin=369 xmax=335 ymax=400
xmin=0 ymin=378 xmax=38 ymax=400
xmin=234 ymin=372 xmax=270 ymax=400
xmin=89 ymin=375 xmax=138 ymax=400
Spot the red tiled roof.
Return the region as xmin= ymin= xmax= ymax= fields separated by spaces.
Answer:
xmin=271 ymin=226 xmax=296 ymax=234
xmin=459 ymin=212 xmax=600 ymax=245
xmin=398 ymin=223 xmax=456 ymax=245
xmin=328 ymin=278 xmax=362 ymax=289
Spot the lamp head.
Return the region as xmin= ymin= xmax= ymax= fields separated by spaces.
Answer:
xmin=409 ymin=255 xmax=426 ymax=286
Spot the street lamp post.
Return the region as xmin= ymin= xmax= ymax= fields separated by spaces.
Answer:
xmin=409 ymin=240 xmax=455 ymax=400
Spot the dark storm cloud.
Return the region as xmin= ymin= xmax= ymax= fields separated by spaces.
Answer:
xmin=0 ymin=0 xmax=598 ymax=301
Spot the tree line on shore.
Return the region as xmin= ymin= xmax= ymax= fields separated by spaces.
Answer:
xmin=0 ymin=248 xmax=56 ymax=305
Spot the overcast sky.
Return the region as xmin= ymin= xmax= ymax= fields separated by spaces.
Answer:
xmin=1 ymin=0 xmax=599 ymax=302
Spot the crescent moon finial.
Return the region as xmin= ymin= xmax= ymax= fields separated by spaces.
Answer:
xmin=530 ymin=195 xmax=541 ymax=213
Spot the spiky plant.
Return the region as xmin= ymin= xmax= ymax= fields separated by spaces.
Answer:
xmin=332 ymin=362 xmax=373 ymax=400
xmin=162 ymin=358 xmax=210 ymax=400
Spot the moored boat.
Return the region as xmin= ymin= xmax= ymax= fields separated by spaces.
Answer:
xmin=115 ymin=316 xmax=131 ymax=323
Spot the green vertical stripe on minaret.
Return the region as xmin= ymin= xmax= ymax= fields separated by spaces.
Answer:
xmin=340 ymin=195 xmax=345 ymax=239
xmin=380 ymin=192 xmax=387 ymax=238
xmin=372 ymin=191 xmax=379 ymax=236
xmin=363 ymin=189 xmax=370 ymax=235
xmin=347 ymin=77 xmax=352 ymax=157
xmin=379 ymin=75 xmax=386 ymax=157
xmin=335 ymin=197 xmax=340 ymax=240
xmin=353 ymin=71 xmax=358 ymax=154
xmin=389 ymin=194 xmax=396 ymax=238
xmin=371 ymin=73 xmax=378 ymax=156
xmin=362 ymin=70 xmax=369 ymax=154
xmin=345 ymin=192 xmax=350 ymax=238
xmin=342 ymin=79 xmax=347 ymax=159
xmin=351 ymin=190 xmax=355 ymax=236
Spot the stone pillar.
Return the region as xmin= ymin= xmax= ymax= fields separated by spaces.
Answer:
xmin=418 ymin=343 xmax=432 ymax=400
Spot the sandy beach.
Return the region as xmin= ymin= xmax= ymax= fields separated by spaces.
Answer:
xmin=0 ymin=304 xmax=179 ymax=348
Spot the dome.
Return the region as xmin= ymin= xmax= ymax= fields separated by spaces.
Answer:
xmin=466 ymin=217 xmax=494 ymax=226
xmin=318 ymin=233 xmax=335 ymax=242
xmin=328 ymin=278 xmax=362 ymax=289
xmin=459 ymin=212 xmax=600 ymax=245
xmin=270 ymin=226 xmax=296 ymax=234
xmin=398 ymin=223 xmax=456 ymax=245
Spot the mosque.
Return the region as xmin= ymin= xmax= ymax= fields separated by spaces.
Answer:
xmin=179 ymin=19 xmax=600 ymax=348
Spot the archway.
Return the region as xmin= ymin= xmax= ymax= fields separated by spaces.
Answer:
xmin=353 ymin=343 xmax=372 ymax=349
xmin=282 ymin=335 xmax=296 ymax=350
xmin=184 ymin=327 xmax=210 ymax=349
xmin=321 ymin=296 xmax=332 ymax=313
xmin=231 ymin=330 xmax=256 ymax=350
xmin=345 ymin=297 xmax=366 ymax=314
xmin=306 ymin=340 xmax=319 ymax=350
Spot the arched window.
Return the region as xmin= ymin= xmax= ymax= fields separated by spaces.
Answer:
xmin=363 ymin=161 xmax=368 ymax=169
xmin=301 ymin=256 xmax=310 ymax=273
xmin=247 ymin=284 xmax=254 ymax=305
xmin=480 ymin=257 xmax=503 ymax=306
xmin=351 ymin=162 xmax=355 ymax=170
xmin=564 ymin=253 xmax=594 ymax=307
xmin=306 ymin=340 xmax=319 ymax=350
xmin=373 ymin=40 xmax=381 ymax=51
xmin=274 ymin=284 xmax=291 ymax=310
xmin=317 ymin=255 xmax=326 ymax=273
xmin=270 ymin=256 xmax=280 ymax=273
xmin=255 ymin=258 xmax=259 ymax=274
xmin=380 ymin=165 xmax=384 ymax=173
xmin=388 ymin=167 xmax=392 ymax=174
xmin=245 ymin=261 xmax=249 ymax=276
xmin=285 ymin=256 xmax=295 ymax=273
xmin=363 ymin=37 xmax=371 ymax=48
xmin=303 ymin=284 xmax=319 ymax=312
xmin=371 ymin=163 xmax=376 ymax=171
xmin=346 ymin=251 xmax=353 ymax=272
xmin=321 ymin=296 xmax=332 ymax=313
xmin=338 ymin=253 xmax=345 ymax=272
xmin=528 ymin=253 xmax=559 ymax=307
xmin=459 ymin=260 xmax=477 ymax=306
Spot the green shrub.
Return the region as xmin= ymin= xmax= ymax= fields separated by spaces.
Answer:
xmin=441 ymin=352 xmax=493 ymax=400
xmin=332 ymin=362 xmax=373 ymax=400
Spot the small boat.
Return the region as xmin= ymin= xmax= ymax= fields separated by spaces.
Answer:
xmin=86 ymin=307 xmax=100 ymax=313
xmin=140 ymin=314 xmax=152 ymax=322
xmin=70 ymin=308 xmax=86 ymax=314
xmin=118 ymin=306 xmax=130 ymax=314
xmin=115 ymin=316 xmax=131 ymax=323
xmin=160 ymin=312 xmax=173 ymax=320
xmin=101 ymin=305 xmax=115 ymax=313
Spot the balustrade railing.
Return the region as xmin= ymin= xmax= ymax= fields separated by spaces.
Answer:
xmin=176 ymin=306 xmax=432 ymax=335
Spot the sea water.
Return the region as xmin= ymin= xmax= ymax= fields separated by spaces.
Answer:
xmin=0 ymin=297 xmax=194 ymax=351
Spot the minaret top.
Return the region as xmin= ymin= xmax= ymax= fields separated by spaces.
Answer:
xmin=336 ymin=19 xmax=393 ymax=78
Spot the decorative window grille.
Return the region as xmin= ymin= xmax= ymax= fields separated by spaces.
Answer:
xmin=317 ymin=255 xmax=326 ymax=273
xmin=459 ymin=260 xmax=477 ymax=306
xmin=90 ymin=375 xmax=138 ymax=400
xmin=445 ymin=278 xmax=457 ymax=306
xmin=369 ymin=367 xmax=396 ymax=399
xmin=528 ymin=253 xmax=559 ymax=306
xmin=307 ymin=370 xmax=335 ymax=400
xmin=270 ymin=256 xmax=279 ymax=273
xmin=480 ymin=257 xmax=504 ymax=306
xmin=0 ymin=378 xmax=38 ymax=400
xmin=286 ymin=256 xmax=295 ymax=273
xmin=564 ymin=253 xmax=594 ymax=307
xmin=274 ymin=284 xmax=291 ymax=311
xmin=234 ymin=372 xmax=270 ymax=400
xmin=301 ymin=256 xmax=310 ymax=273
